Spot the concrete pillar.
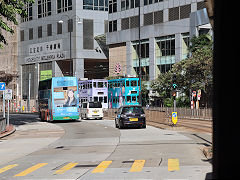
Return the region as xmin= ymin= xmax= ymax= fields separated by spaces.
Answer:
xmin=149 ymin=37 xmax=156 ymax=80
xmin=126 ymin=41 xmax=133 ymax=76
xmin=52 ymin=60 xmax=63 ymax=77
xmin=175 ymin=33 xmax=182 ymax=63
xmin=74 ymin=58 xmax=84 ymax=80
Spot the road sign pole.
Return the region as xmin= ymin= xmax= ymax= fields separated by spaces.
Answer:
xmin=3 ymin=90 xmax=5 ymax=118
xmin=7 ymin=100 xmax=9 ymax=126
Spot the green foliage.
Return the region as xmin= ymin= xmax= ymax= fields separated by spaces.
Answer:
xmin=0 ymin=0 xmax=35 ymax=48
xmin=151 ymin=34 xmax=213 ymax=108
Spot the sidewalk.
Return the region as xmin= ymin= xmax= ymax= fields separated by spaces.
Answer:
xmin=0 ymin=124 xmax=16 ymax=139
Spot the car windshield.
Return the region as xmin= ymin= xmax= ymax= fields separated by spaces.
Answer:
xmin=122 ymin=106 xmax=144 ymax=114
xmin=89 ymin=102 xmax=102 ymax=108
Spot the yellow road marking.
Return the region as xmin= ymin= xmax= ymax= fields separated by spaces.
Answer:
xmin=168 ymin=159 xmax=180 ymax=171
xmin=129 ymin=160 xmax=145 ymax=172
xmin=91 ymin=161 xmax=112 ymax=173
xmin=14 ymin=163 xmax=48 ymax=177
xmin=54 ymin=163 xmax=78 ymax=174
xmin=0 ymin=164 xmax=18 ymax=174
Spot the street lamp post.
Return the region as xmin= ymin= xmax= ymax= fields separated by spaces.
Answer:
xmin=138 ymin=2 xmax=142 ymax=106
xmin=58 ymin=16 xmax=81 ymax=76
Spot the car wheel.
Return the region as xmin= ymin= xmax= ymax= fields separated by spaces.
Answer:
xmin=142 ymin=123 xmax=146 ymax=128
xmin=119 ymin=121 xmax=124 ymax=129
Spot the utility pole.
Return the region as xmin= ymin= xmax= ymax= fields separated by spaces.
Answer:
xmin=28 ymin=73 xmax=31 ymax=112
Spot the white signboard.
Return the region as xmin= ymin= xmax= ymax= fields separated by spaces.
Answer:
xmin=5 ymin=89 xmax=12 ymax=100
xmin=25 ymin=51 xmax=67 ymax=64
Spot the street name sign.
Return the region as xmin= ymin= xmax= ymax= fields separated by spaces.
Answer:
xmin=172 ymin=112 xmax=178 ymax=125
xmin=5 ymin=89 xmax=12 ymax=100
xmin=0 ymin=82 xmax=6 ymax=91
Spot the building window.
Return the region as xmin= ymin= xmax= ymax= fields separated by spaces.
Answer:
xmin=22 ymin=3 xmax=33 ymax=22
xmin=38 ymin=0 xmax=51 ymax=18
xmin=144 ymin=12 xmax=153 ymax=26
xmin=83 ymin=0 xmax=108 ymax=11
xmin=38 ymin=26 xmax=42 ymax=38
xmin=154 ymin=10 xmax=163 ymax=24
xmin=20 ymin=30 xmax=24 ymax=41
xmin=57 ymin=23 xmax=62 ymax=34
xmin=108 ymin=20 xmax=117 ymax=32
xmin=57 ymin=0 xmax=72 ymax=13
xmin=169 ymin=4 xmax=191 ymax=21
xmin=121 ymin=17 xmax=130 ymax=30
xmin=155 ymin=35 xmax=175 ymax=73
xmin=83 ymin=19 xmax=94 ymax=49
xmin=130 ymin=16 xmax=139 ymax=29
xmin=132 ymin=39 xmax=150 ymax=80
xmin=182 ymin=33 xmax=190 ymax=59
xmin=47 ymin=24 xmax=52 ymax=36
xmin=109 ymin=0 xmax=117 ymax=13
xmin=29 ymin=28 xmax=33 ymax=40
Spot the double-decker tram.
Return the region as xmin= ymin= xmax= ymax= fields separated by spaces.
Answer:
xmin=38 ymin=77 xmax=79 ymax=121
xmin=78 ymin=79 xmax=108 ymax=109
xmin=108 ymin=77 xmax=140 ymax=108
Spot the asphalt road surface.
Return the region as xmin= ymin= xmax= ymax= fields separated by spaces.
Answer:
xmin=0 ymin=114 xmax=212 ymax=179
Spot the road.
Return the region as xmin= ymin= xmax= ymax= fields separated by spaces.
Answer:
xmin=0 ymin=114 xmax=212 ymax=179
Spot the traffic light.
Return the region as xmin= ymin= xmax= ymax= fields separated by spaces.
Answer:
xmin=172 ymin=73 xmax=177 ymax=89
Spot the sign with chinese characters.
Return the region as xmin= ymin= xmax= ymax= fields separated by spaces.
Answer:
xmin=28 ymin=39 xmax=62 ymax=56
xmin=25 ymin=40 xmax=66 ymax=64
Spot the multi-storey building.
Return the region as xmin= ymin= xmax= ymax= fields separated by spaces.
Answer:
xmin=106 ymin=0 xmax=210 ymax=81
xmin=18 ymin=0 xmax=109 ymax=110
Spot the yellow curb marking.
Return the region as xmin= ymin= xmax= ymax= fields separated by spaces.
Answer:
xmin=168 ymin=159 xmax=180 ymax=171
xmin=14 ymin=163 xmax=48 ymax=177
xmin=0 ymin=164 xmax=18 ymax=174
xmin=92 ymin=161 xmax=112 ymax=173
xmin=54 ymin=162 xmax=78 ymax=175
xmin=129 ymin=160 xmax=145 ymax=172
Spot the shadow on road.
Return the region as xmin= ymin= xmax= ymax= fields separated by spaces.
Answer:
xmin=8 ymin=113 xmax=39 ymax=126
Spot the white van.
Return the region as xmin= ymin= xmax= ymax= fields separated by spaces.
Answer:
xmin=80 ymin=102 xmax=103 ymax=120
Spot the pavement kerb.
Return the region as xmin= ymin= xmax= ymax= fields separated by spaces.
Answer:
xmin=0 ymin=124 xmax=16 ymax=139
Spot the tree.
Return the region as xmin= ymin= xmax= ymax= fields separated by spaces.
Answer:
xmin=0 ymin=0 xmax=34 ymax=48
xmin=151 ymin=34 xmax=213 ymax=107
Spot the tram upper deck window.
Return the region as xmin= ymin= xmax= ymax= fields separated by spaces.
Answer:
xmin=126 ymin=80 xmax=130 ymax=87
xmin=93 ymin=82 xmax=97 ymax=88
xmin=98 ymin=82 xmax=104 ymax=88
xmin=131 ymin=80 xmax=137 ymax=86
xmin=127 ymin=96 xmax=131 ymax=102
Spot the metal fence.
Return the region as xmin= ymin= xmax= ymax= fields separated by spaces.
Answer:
xmin=0 ymin=118 xmax=6 ymax=133
xmin=147 ymin=107 xmax=212 ymax=120
xmin=104 ymin=107 xmax=212 ymax=121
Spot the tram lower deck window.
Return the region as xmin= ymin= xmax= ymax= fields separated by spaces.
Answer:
xmin=127 ymin=96 xmax=131 ymax=102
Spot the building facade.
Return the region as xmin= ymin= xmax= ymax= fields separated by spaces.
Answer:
xmin=106 ymin=0 xmax=208 ymax=81
xmin=0 ymin=20 xmax=18 ymax=112
xmin=18 ymin=0 xmax=109 ymax=109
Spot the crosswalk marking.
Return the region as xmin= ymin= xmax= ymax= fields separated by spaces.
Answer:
xmin=14 ymin=163 xmax=48 ymax=177
xmin=129 ymin=160 xmax=145 ymax=172
xmin=168 ymin=159 xmax=180 ymax=171
xmin=0 ymin=164 xmax=18 ymax=174
xmin=91 ymin=161 xmax=112 ymax=173
xmin=54 ymin=162 xmax=78 ymax=174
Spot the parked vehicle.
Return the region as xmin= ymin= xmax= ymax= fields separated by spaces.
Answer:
xmin=115 ymin=105 xmax=146 ymax=129
xmin=80 ymin=102 xmax=103 ymax=120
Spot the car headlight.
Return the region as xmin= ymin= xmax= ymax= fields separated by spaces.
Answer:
xmin=121 ymin=114 xmax=127 ymax=118
xmin=140 ymin=114 xmax=145 ymax=117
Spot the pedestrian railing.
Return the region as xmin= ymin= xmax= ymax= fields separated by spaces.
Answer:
xmin=104 ymin=107 xmax=212 ymax=121
xmin=0 ymin=118 xmax=6 ymax=133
